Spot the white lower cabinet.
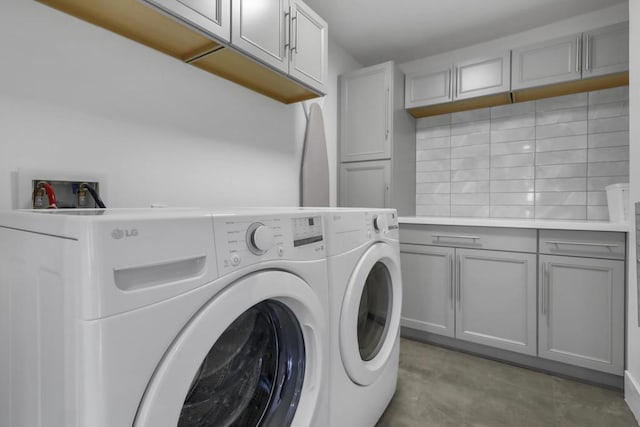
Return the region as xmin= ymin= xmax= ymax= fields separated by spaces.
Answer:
xmin=538 ymin=255 xmax=625 ymax=375
xmin=456 ymin=249 xmax=537 ymax=355
xmin=400 ymin=224 xmax=627 ymax=376
xmin=400 ymin=242 xmax=537 ymax=356
xmin=401 ymin=245 xmax=455 ymax=337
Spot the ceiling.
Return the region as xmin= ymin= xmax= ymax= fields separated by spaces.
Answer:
xmin=304 ymin=0 xmax=628 ymax=66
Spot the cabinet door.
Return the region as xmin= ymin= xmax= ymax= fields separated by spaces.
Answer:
xmin=512 ymin=34 xmax=581 ymax=90
xmin=340 ymin=63 xmax=392 ymax=162
xmin=405 ymin=67 xmax=452 ymax=108
xmin=455 ymin=249 xmax=537 ymax=355
xmin=400 ymin=244 xmax=455 ymax=337
xmin=538 ymin=255 xmax=624 ymax=375
xmin=142 ymin=0 xmax=231 ymax=43
xmin=232 ymin=0 xmax=289 ymax=73
xmin=288 ymin=0 xmax=327 ymax=92
xmin=339 ymin=160 xmax=390 ymax=209
xmin=454 ymin=52 xmax=510 ymax=100
xmin=583 ymin=22 xmax=629 ymax=79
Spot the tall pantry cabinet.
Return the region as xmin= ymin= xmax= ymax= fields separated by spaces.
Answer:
xmin=339 ymin=61 xmax=416 ymax=215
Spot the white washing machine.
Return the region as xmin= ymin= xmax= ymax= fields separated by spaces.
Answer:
xmin=324 ymin=208 xmax=402 ymax=427
xmin=0 ymin=208 xmax=329 ymax=427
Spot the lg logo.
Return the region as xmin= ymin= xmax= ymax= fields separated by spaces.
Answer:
xmin=111 ymin=228 xmax=139 ymax=239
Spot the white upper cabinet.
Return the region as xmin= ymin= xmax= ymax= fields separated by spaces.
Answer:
xmin=340 ymin=62 xmax=392 ymax=162
xmin=405 ymin=67 xmax=452 ymax=109
xmin=405 ymin=51 xmax=510 ymax=108
xmin=512 ymin=34 xmax=581 ymax=90
xmin=513 ymin=22 xmax=629 ymax=90
xmin=454 ymin=53 xmax=510 ymax=100
xmin=288 ymin=0 xmax=328 ymax=91
xmin=142 ymin=0 xmax=231 ymax=43
xmin=232 ymin=0 xmax=289 ymax=73
xmin=582 ymin=22 xmax=629 ymax=79
xmin=232 ymin=0 xmax=327 ymax=92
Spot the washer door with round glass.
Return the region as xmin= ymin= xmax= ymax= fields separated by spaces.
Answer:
xmin=339 ymin=243 xmax=402 ymax=386
xmin=134 ymin=271 xmax=326 ymax=427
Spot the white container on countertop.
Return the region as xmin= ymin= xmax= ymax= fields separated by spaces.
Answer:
xmin=606 ymin=183 xmax=629 ymax=223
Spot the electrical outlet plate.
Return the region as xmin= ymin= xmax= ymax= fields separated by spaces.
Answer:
xmin=16 ymin=168 xmax=107 ymax=209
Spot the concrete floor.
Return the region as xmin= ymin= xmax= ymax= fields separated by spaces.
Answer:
xmin=376 ymin=338 xmax=638 ymax=427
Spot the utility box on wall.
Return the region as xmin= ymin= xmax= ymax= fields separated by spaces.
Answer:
xmin=31 ymin=179 xmax=101 ymax=209
xmin=15 ymin=169 xmax=107 ymax=209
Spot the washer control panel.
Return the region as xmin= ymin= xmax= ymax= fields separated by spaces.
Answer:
xmin=214 ymin=214 xmax=325 ymax=274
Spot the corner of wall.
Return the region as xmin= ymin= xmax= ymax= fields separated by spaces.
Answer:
xmin=625 ymin=371 xmax=640 ymax=424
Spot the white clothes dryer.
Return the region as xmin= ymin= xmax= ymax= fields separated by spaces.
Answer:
xmin=324 ymin=208 xmax=402 ymax=427
xmin=0 ymin=208 xmax=329 ymax=427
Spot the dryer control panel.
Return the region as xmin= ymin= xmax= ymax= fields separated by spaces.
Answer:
xmin=213 ymin=214 xmax=325 ymax=275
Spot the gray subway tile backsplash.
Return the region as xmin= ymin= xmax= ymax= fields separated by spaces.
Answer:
xmin=535 ymin=177 xmax=587 ymax=192
xmin=490 ymin=166 xmax=535 ymax=180
xmin=588 ymin=86 xmax=628 ymax=104
xmin=491 ymin=101 xmax=535 ymax=119
xmin=414 ymin=86 xmax=629 ymax=220
xmin=451 ymin=168 xmax=490 ymax=182
xmin=535 ymin=121 xmax=587 ymax=139
xmin=491 ymin=140 xmax=535 ymax=156
xmin=535 ymin=106 xmax=587 ymax=126
xmin=491 ymin=126 xmax=535 ymax=143
xmin=535 ymin=93 xmax=587 ymax=112
xmin=451 ymin=108 xmax=490 ymax=124
xmin=535 ymin=191 xmax=587 ymax=206
xmin=534 ymin=164 xmax=587 ymax=179
xmin=587 ymin=161 xmax=629 ymax=177
xmin=451 ymin=120 xmax=490 ymax=136
xmin=588 ymin=131 xmax=629 ymax=148
xmin=588 ymin=115 xmax=629 ymax=134
xmin=588 ymin=146 xmax=629 ymax=163
xmin=536 ymin=135 xmax=587 ymax=152
xmin=535 ymin=149 xmax=587 ymax=166
xmin=588 ymin=101 xmax=629 ymax=120
xmin=491 ymin=153 xmax=535 ymax=168
xmin=450 ymin=132 xmax=490 ymax=147
xmin=587 ymin=206 xmax=610 ymax=221
xmin=451 ymin=144 xmax=490 ymax=159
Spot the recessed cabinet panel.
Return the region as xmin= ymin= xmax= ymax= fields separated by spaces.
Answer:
xmin=400 ymin=244 xmax=455 ymax=337
xmin=339 ymin=161 xmax=390 ymax=209
xmin=583 ymin=22 xmax=629 ymax=79
xmin=405 ymin=68 xmax=452 ymax=108
xmin=232 ymin=0 xmax=288 ymax=73
xmin=455 ymin=249 xmax=537 ymax=356
xmin=539 ymin=255 xmax=624 ymax=375
xmin=142 ymin=0 xmax=230 ymax=43
xmin=340 ymin=64 xmax=391 ymax=162
xmin=456 ymin=53 xmax=510 ymax=100
xmin=512 ymin=34 xmax=581 ymax=90
xmin=288 ymin=0 xmax=327 ymax=92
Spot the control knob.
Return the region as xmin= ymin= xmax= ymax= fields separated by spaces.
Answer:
xmin=373 ymin=215 xmax=386 ymax=232
xmin=246 ymin=223 xmax=275 ymax=255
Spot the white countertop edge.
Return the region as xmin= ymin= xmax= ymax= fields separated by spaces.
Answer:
xmin=399 ymin=216 xmax=630 ymax=232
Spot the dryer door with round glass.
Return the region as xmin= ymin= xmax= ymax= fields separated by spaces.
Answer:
xmin=134 ymin=271 xmax=326 ymax=427
xmin=339 ymin=243 xmax=402 ymax=386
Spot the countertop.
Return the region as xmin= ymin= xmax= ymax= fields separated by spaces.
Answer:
xmin=399 ymin=216 xmax=630 ymax=232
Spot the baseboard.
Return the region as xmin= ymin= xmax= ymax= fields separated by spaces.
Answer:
xmin=625 ymin=371 xmax=640 ymax=424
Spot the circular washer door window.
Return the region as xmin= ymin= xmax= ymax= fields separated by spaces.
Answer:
xmin=179 ymin=300 xmax=305 ymax=427
xmin=357 ymin=261 xmax=392 ymax=362
xmin=340 ymin=243 xmax=402 ymax=386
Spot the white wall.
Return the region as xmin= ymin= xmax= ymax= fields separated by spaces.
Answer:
xmin=626 ymin=0 xmax=640 ymax=422
xmin=0 ymin=0 xmax=360 ymax=210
